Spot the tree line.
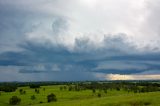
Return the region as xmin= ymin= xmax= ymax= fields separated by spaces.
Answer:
xmin=0 ymin=81 xmax=160 ymax=92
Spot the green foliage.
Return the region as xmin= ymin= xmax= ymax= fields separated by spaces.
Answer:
xmin=9 ymin=96 xmax=21 ymax=105
xmin=39 ymin=101 xmax=43 ymax=103
xmin=19 ymin=89 xmax=23 ymax=93
xmin=23 ymin=90 xmax=26 ymax=94
xmin=116 ymin=87 xmax=120 ymax=91
xmin=92 ymin=89 xmax=96 ymax=93
xmin=19 ymin=89 xmax=26 ymax=95
xmin=47 ymin=93 xmax=57 ymax=102
xmin=35 ymin=88 xmax=40 ymax=94
xmin=30 ymin=84 xmax=40 ymax=88
xmin=60 ymin=86 xmax=63 ymax=91
xmin=97 ymin=93 xmax=101 ymax=98
xmin=104 ymin=89 xmax=107 ymax=94
xmin=31 ymin=95 xmax=36 ymax=100
xmin=0 ymin=85 xmax=17 ymax=92
xmin=68 ymin=86 xmax=72 ymax=91
xmin=63 ymin=86 xmax=67 ymax=90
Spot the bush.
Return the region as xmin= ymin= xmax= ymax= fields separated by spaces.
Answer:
xmin=116 ymin=87 xmax=120 ymax=91
xmin=23 ymin=91 xmax=26 ymax=94
xmin=98 ymin=93 xmax=101 ymax=97
xmin=31 ymin=95 xmax=36 ymax=100
xmin=47 ymin=93 xmax=57 ymax=102
xmin=92 ymin=89 xmax=96 ymax=93
xmin=19 ymin=89 xmax=26 ymax=95
xmin=104 ymin=89 xmax=107 ymax=94
xmin=68 ymin=86 xmax=72 ymax=91
xmin=60 ymin=86 xmax=63 ymax=91
xmin=144 ymin=101 xmax=151 ymax=105
xmin=39 ymin=101 xmax=43 ymax=103
xmin=35 ymin=89 xmax=40 ymax=94
xmin=9 ymin=96 xmax=21 ymax=105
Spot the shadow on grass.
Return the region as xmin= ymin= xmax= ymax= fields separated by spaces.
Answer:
xmin=101 ymin=100 xmax=151 ymax=106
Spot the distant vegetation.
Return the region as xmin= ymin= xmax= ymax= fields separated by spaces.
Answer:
xmin=58 ymin=81 xmax=160 ymax=93
xmin=29 ymin=84 xmax=40 ymax=88
xmin=0 ymin=81 xmax=159 ymax=106
xmin=0 ymin=85 xmax=17 ymax=92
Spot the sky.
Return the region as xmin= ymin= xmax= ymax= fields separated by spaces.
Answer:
xmin=0 ymin=0 xmax=160 ymax=81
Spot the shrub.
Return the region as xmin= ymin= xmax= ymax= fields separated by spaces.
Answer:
xmin=104 ymin=89 xmax=107 ymax=94
xmin=68 ymin=86 xmax=72 ymax=91
xmin=144 ymin=101 xmax=151 ymax=105
xmin=47 ymin=93 xmax=57 ymax=102
xmin=31 ymin=95 xmax=36 ymax=100
xmin=60 ymin=86 xmax=63 ymax=91
xmin=35 ymin=89 xmax=40 ymax=94
xmin=92 ymin=89 xmax=96 ymax=93
xmin=98 ymin=93 xmax=101 ymax=97
xmin=116 ymin=87 xmax=120 ymax=91
xmin=23 ymin=91 xmax=26 ymax=94
xmin=9 ymin=96 xmax=21 ymax=105
xmin=39 ymin=101 xmax=43 ymax=103
xmin=19 ymin=89 xmax=26 ymax=95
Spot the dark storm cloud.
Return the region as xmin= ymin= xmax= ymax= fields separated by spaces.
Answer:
xmin=0 ymin=0 xmax=160 ymax=81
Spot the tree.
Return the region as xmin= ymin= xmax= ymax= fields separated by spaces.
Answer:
xmin=19 ymin=89 xmax=26 ymax=95
xmin=0 ymin=85 xmax=17 ymax=92
xmin=9 ymin=96 xmax=21 ymax=105
xmin=116 ymin=87 xmax=120 ymax=91
xmin=104 ymin=89 xmax=107 ymax=94
xmin=60 ymin=86 xmax=63 ymax=91
xmin=98 ymin=93 xmax=101 ymax=98
xmin=35 ymin=89 xmax=40 ymax=94
xmin=23 ymin=91 xmax=26 ymax=94
xmin=19 ymin=89 xmax=23 ymax=94
xmin=29 ymin=84 xmax=40 ymax=88
xmin=39 ymin=101 xmax=43 ymax=103
xmin=63 ymin=86 xmax=67 ymax=90
xmin=92 ymin=89 xmax=96 ymax=93
xmin=47 ymin=93 xmax=57 ymax=102
xmin=31 ymin=95 xmax=36 ymax=100
xmin=68 ymin=86 xmax=72 ymax=91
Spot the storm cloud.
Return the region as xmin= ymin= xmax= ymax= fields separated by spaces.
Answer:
xmin=0 ymin=0 xmax=160 ymax=81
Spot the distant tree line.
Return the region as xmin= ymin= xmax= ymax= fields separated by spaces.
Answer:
xmin=59 ymin=81 xmax=160 ymax=93
xmin=0 ymin=85 xmax=17 ymax=92
xmin=0 ymin=81 xmax=160 ymax=93
xmin=29 ymin=84 xmax=40 ymax=88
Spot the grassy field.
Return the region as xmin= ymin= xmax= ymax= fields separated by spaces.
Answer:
xmin=0 ymin=85 xmax=160 ymax=106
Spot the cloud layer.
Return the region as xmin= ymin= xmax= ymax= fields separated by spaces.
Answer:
xmin=0 ymin=0 xmax=160 ymax=81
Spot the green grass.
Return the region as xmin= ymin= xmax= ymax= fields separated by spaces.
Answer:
xmin=0 ymin=85 xmax=160 ymax=106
